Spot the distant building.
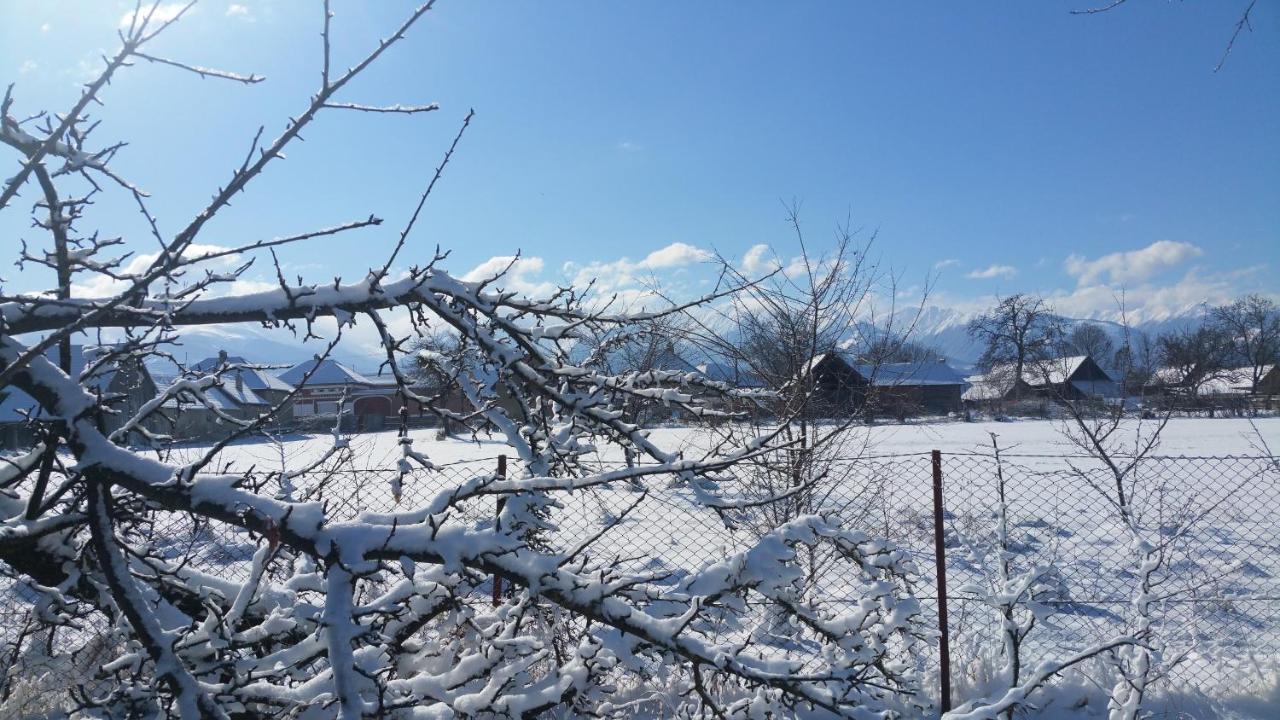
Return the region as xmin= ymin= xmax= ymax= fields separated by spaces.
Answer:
xmin=1257 ymin=365 xmax=1280 ymax=397
xmin=1148 ymin=363 xmax=1278 ymax=412
xmin=858 ymin=360 xmax=969 ymax=416
xmin=157 ymin=353 xmax=297 ymax=439
xmin=1 ymin=346 xmax=159 ymax=450
xmin=805 ymin=354 xmax=968 ymax=417
xmin=279 ymin=358 xmax=425 ymax=432
xmin=964 ymin=355 xmax=1120 ymax=406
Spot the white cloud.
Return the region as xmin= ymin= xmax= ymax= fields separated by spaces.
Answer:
xmin=1063 ymin=240 xmax=1202 ymax=286
xmin=966 ymin=264 xmax=1017 ymax=280
xmin=1049 ymin=266 xmax=1270 ymax=323
xmin=617 ymin=140 xmax=641 ymax=152
xmin=226 ymin=4 xmax=253 ymax=20
xmin=933 ymin=258 xmax=959 ymax=270
xmin=925 ymin=264 xmax=1276 ymax=327
xmin=562 ymin=242 xmax=711 ymax=294
xmin=18 ymin=60 xmax=37 ymax=75
xmin=638 ymin=242 xmax=710 ymax=269
xmin=40 ymin=23 xmax=51 ymax=33
xmin=462 ymin=255 xmax=558 ymax=297
xmin=741 ymin=244 xmax=780 ymax=275
xmin=74 ymin=243 xmax=243 ymax=298
xmin=120 ymin=3 xmax=188 ymax=30
xmin=227 ymin=279 xmax=277 ymax=295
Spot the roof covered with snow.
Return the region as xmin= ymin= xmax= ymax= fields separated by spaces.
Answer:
xmin=852 ymin=361 xmax=966 ymax=387
xmin=278 ymin=358 xmax=396 ymax=388
xmin=803 ymin=353 xmax=966 ymax=388
xmin=1152 ymin=365 xmax=1272 ymax=396
xmin=191 ymin=355 xmax=294 ymax=393
xmin=961 ymin=374 xmax=1009 ymax=402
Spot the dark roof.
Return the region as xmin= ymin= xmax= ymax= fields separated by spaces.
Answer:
xmin=852 ymin=361 xmax=966 ymax=387
xmin=191 ymin=356 xmax=294 ymax=393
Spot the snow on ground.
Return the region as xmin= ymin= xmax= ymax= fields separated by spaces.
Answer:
xmin=4 ymin=417 xmax=1277 ymax=717
xmin=220 ymin=416 xmax=1278 ymax=716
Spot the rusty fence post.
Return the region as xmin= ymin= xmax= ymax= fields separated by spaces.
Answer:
xmin=492 ymin=454 xmax=507 ymax=606
xmin=931 ymin=449 xmax=953 ymax=712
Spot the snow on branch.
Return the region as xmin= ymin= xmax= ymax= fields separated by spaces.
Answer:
xmin=0 ymin=3 xmax=939 ymax=717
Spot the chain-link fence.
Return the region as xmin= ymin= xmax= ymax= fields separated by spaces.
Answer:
xmin=1 ymin=442 xmax=1276 ymax=713
xmin=858 ymin=451 xmax=1280 ymax=707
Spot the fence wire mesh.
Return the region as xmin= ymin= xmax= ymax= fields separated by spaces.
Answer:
xmin=1 ymin=439 xmax=1276 ymax=712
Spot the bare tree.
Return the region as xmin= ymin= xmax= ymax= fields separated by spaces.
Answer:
xmin=1070 ymin=0 xmax=1261 ymax=73
xmin=1155 ymin=323 xmax=1233 ymax=400
xmin=669 ymin=209 xmax=935 ymax=613
xmin=0 ymin=5 xmax=930 ymax=717
xmin=1212 ymin=293 xmax=1280 ymax=394
xmin=854 ymin=333 xmax=943 ymax=365
xmin=1063 ymin=321 xmax=1115 ymax=363
xmin=967 ymin=294 xmax=1063 ymax=394
xmin=1113 ymin=327 xmax=1158 ymax=396
xmin=580 ymin=314 xmax=693 ymax=428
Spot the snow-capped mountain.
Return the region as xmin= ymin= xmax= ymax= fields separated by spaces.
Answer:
xmin=144 ymin=303 xmax=1207 ymax=378
xmin=156 ymin=325 xmax=378 ymax=374
xmin=902 ymin=305 xmax=1205 ymax=369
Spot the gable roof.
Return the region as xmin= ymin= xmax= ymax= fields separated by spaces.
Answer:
xmin=1021 ymin=355 xmax=1090 ymax=386
xmin=962 ymin=355 xmax=1115 ymax=401
xmin=804 ymin=353 xmax=965 ymax=387
xmin=852 ymin=360 xmax=967 ymax=387
xmin=191 ymin=356 xmax=294 ymax=394
xmin=278 ymin=358 xmax=396 ymax=388
xmin=1152 ymin=364 xmax=1275 ymax=395
xmin=974 ymin=355 xmax=1109 ymax=390
xmin=961 ymin=374 xmax=1009 ymax=402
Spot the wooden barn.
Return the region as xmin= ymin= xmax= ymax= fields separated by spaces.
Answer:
xmin=963 ymin=355 xmax=1121 ymax=407
xmin=805 ymin=354 xmax=967 ymax=418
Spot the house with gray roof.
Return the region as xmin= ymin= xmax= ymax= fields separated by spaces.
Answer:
xmin=962 ymin=355 xmax=1120 ymax=406
xmin=1 ymin=345 xmax=160 ymax=450
xmin=805 ymin=354 xmax=967 ymax=417
xmin=160 ymin=353 xmax=298 ymax=439
xmin=280 ymin=358 xmax=416 ymax=432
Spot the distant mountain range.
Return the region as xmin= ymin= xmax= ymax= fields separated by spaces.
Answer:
xmin=901 ymin=305 xmax=1205 ymax=371
xmin=150 ymin=325 xmax=388 ymax=377
xmin=141 ymin=305 xmax=1208 ymax=378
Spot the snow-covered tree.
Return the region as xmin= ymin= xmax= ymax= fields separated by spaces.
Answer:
xmin=0 ymin=4 xmax=929 ymax=717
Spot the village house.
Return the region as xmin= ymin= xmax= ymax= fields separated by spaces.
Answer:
xmin=0 ymin=345 xmax=160 ymax=450
xmin=1148 ymin=363 xmax=1279 ymax=413
xmin=157 ymin=353 xmax=297 ymax=439
xmin=280 ymin=358 xmax=435 ymax=432
xmin=963 ymin=354 xmax=1121 ymax=408
xmin=805 ymin=354 xmax=967 ymax=418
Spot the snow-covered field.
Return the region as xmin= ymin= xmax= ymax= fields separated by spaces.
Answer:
xmin=5 ymin=417 xmax=1278 ymax=717
xmin=166 ymin=417 xmax=1280 ymax=709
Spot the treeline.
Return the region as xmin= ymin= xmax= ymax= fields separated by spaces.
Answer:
xmin=967 ymin=292 xmax=1280 ymax=395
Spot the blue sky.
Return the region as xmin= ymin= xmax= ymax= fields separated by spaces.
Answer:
xmin=2 ymin=1 xmax=1277 ymax=328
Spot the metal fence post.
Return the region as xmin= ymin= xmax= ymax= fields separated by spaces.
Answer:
xmin=931 ymin=449 xmax=953 ymax=713
xmin=492 ymin=454 xmax=507 ymax=606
